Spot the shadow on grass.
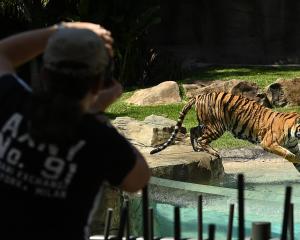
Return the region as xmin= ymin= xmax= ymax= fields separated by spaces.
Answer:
xmin=105 ymin=112 xmax=128 ymax=120
xmin=183 ymin=65 xmax=300 ymax=83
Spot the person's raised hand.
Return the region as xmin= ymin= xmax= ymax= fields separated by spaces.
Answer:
xmin=90 ymin=79 xmax=123 ymax=112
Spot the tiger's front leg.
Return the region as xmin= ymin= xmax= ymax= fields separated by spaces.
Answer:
xmin=260 ymin=138 xmax=300 ymax=163
xmin=286 ymin=143 xmax=300 ymax=172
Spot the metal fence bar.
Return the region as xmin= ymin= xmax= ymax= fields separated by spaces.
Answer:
xmin=91 ymin=177 xmax=298 ymax=240
xmin=174 ymin=206 xmax=181 ymax=240
xmin=238 ymin=174 xmax=245 ymax=240
xmin=124 ymin=199 xmax=130 ymax=240
xmin=143 ymin=185 xmax=150 ymax=240
xmin=281 ymin=186 xmax=292 ymax=240
xmin=116 ymin=204 xmax=128 ymax=240
xmin=208 ymin=224 xmax=216 ymax=240
xmin=104 ymin=208 xmax=113 ymax=240
xmin=226 ymin=204 xmax=234 ymax=240
xmin=198 ymin=195 xmax=203 ymax=240
xmin=289 ymin=203 xmax=294 ymax=240
xmin=149 ymin=208 xmax=154 ymax=240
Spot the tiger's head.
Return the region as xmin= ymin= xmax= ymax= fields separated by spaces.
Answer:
xmin=293 ymin=119 xmax=300 ymax=139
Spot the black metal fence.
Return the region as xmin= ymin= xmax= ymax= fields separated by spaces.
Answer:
xmin=90 ymin=174 xmax=295 ymax=240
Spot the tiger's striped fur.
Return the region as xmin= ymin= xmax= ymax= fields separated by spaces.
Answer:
xmin=150 ymin=92 xmax=300 ymax=169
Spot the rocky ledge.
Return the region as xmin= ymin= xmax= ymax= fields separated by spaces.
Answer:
xmin=112 ymin=115 xmax=225 ymax=184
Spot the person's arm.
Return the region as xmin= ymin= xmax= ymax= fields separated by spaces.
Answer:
xmin=119 ymin=146 xmax=151 ymax=192
xmin=0 ymin=25 xmax=57 ymax=75
xmin=0 ymin=22 xmax=113 ymax=76
xmin=100 ymin=125 xmax=151 ymax=193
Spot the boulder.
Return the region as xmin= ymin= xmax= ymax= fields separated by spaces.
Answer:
xmin=182 ymin=80 xmax=224 ymax=98
xmin=112 ymin=115 xmax=186 ymax=147
xmin=143 ymin=144 xmax=224 ymax=184
xmin=125 ymin=81 xmax=181 ymax=106
xmin=182 ymin=79 xmax=270 ymax=107
xmin=112 ymin=115 xmax=224 ymax=183
xmin=265 ymin=77 xmax=300 ymax=107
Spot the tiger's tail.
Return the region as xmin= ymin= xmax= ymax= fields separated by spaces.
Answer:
xmin=150 ymin=97 xmax=196 ymax=154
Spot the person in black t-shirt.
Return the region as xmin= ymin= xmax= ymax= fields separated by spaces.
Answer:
xmin=0 ymin=22 xmax=150 ymax=240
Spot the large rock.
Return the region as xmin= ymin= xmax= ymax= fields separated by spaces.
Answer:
xmin=112 ymin=115 xmax=186 ymax=147
xmin=112 ymin=115 xmax=224 ymax=183
xmin=182 ymin=80 xmax=224 ymax=98
xmin=143 ymin=144 xmax=224 ymax=184
xmin=183 ymin=79 xmax=270 ymax=106
xmin=125 ymin=81 xmax=181 ymax=106
xmin=265 ymin=78 xmax=300 ymax=107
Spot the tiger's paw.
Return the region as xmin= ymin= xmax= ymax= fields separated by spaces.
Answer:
xmin=285 ymin=153 xmax=300 ymax=163
xmin=207 ymin=149 xmax=220 ymax=159
xmin=212 ymin=153 xmax=221 ymax=159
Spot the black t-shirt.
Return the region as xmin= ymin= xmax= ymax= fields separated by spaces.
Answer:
xmin=0 ymin=74 xmax=136 ymax=240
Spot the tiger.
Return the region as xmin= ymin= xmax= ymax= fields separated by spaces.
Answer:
xmin=150 ymin=91 xmax=300 ymax=171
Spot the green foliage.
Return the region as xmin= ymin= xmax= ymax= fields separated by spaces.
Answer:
xmin=61 ymin=0 xmax=161 ymax=86
xmin=84 ymin=0 xmax=161 ymax=87
xmin=0 ymin=0 xmax=31 ymax=21
xmin=212 ymin=132 xmax=252 ymax=150
xmin=1 ymin=0 xmax=161 ymax=88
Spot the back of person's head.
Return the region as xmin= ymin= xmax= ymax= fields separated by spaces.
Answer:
xmin=30 ymin=28 xmax=110 ymax=144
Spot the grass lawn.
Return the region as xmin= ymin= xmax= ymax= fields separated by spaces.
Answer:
xmin=107 ymin=66 xmax=300 ymax=150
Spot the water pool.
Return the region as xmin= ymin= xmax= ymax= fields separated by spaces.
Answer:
xmin=130 ymin=174 xmax=300 ymax=239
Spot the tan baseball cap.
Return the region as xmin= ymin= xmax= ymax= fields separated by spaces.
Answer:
xmin=43 ymin=28 xmax=109 ymax=76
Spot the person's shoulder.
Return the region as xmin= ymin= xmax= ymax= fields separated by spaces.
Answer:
xmin=0 ymin=73 xmax=31 ymax=92
xmin=0 ymin=73 xmax=17 ymax=83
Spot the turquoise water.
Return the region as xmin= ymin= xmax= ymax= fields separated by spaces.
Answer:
xmin=130 ymin=175 xmax=300 ymax=239
xmin=152 ymin=196 xmax=299 ymax=239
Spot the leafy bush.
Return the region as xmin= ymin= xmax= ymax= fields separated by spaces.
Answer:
xmin=0 ymin=0 xmax=162 ymax=87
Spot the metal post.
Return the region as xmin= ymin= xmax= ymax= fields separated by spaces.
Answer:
xmin=226 ymin=204 xmax=234 ymax=240
xmin=149 ymin=208 xmax=154 ymax=240
xmin=281 ymin=186 xmax=292 ymax=240
xmin=124 ymin=199 xmax=130 ymax=240
xmin=208 ymin=224 xmax=216 ymax=240
xmin=289 ymin=203 xmax=294 ymax=240
xmin=104 ymin=208 xmax=113 ymax=240
xmin=117 ymin=204 xmax=128 ymax=240
xmin=198 ymin=195 xmax=203 ymax=240
xmin=251 ymin=222 xmax=271 ymax=240
xmin=142 ymin=185 xmax=149 ymax=240
xmin=238 ymin=174 xmax=245 ymax=240
xmin=174 ymin=206 xmax=181 ymax=240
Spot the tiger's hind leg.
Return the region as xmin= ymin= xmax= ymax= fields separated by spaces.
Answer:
xmin=194 ymin=125 xmax=223 ymax=158
xmin=190 ymin=124 xmax=205 ymax=152
xmin=198 ymin=139 xmax=220 ymax=158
